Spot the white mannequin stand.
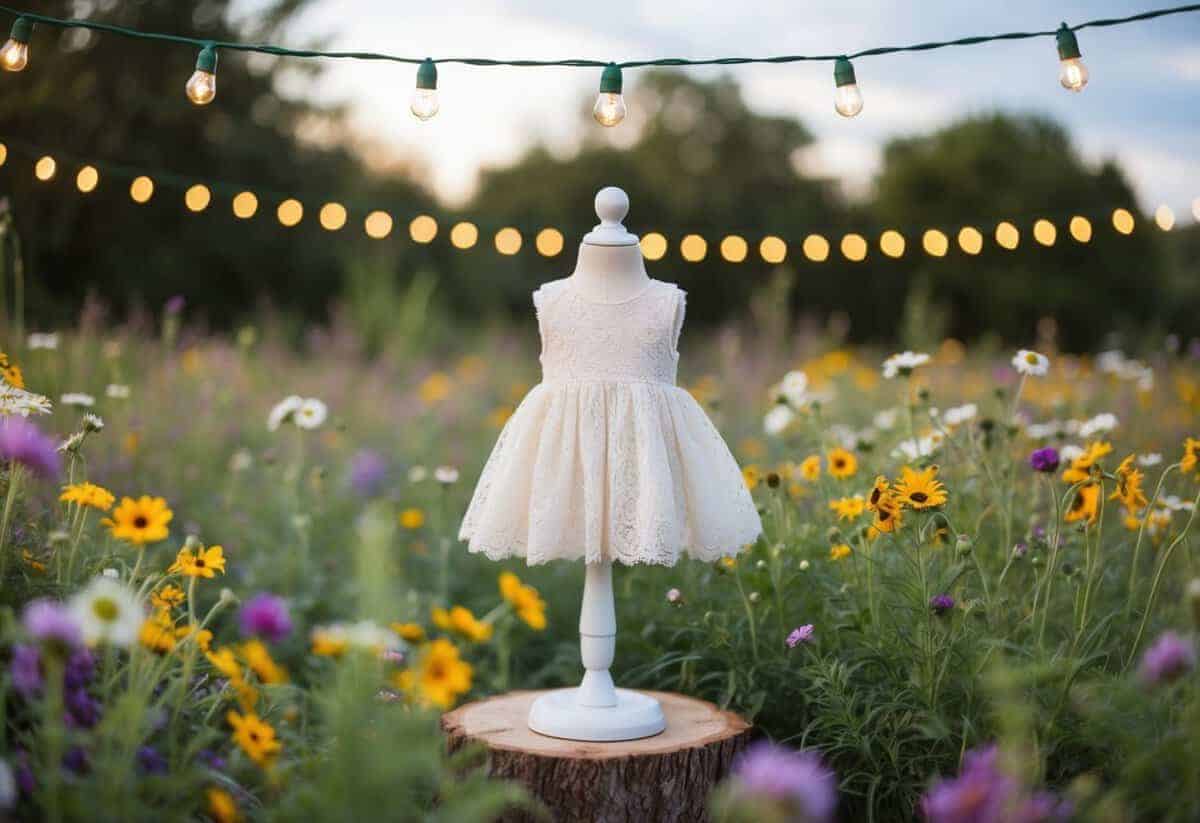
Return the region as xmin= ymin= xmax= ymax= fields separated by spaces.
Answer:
xmin=526 ymin=187 xmax=668 ymax=743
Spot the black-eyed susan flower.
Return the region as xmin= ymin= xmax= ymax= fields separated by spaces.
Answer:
xmin=499 ymin=571 xmax=548 ymax=631
xmin=431 ymin=606 xmax=493 ymax=642
xmin=205 ymin=788 xmax=239 ymax=823
xmin=742 ymin=465 xmax=762 ymax=490
xmin=151 ymin=584 xmax=185 ymax=610
xmin=0 ymin=350 xmax=24 ymax=388
xmin=238 ymin=640 xmax=288 ymax=684
xmin=1065 ymin=483 xmax=1100 ymax=525
xmin=827 ymin=448 xmax=857 ymax=479
xmin=103 ymin=495 xmax=173 ymax=546
xmin=1061 ymin=441 xmax=1112 ymax=485
xmin=392 ymin=622 xmax=426 ymax=644
xmin=829 ymin=543 xmax=852 ymax=561
xmin=866 ymin=476 xmax=890 ymax=512
xmin=176 ymin=623 xmax=213 ymax=653
xmin=1110 ymin=455 xmax=1148 ymax=512
xmin=869 ymin=494 xmax=904 ymax=536
xmin=59 ymin=482 xmax=115 ymax=512
xmin=393 ymin=637 xmax=473 ymax=710
xmin=828 ymin=496 xmax=865 ymax=521
xmin=1181 ymin=437 xmax=1199 ymax=475
xmin=226 ymin=710 xmax=281 ymax=767
xmin=169 ymin=543 xmax=226 ymax=579
xmin=139 ymin=609 xmax=177 ymax=654
xmin=799 ymin=455 xmax=821 ymax=482
xmin=893 ymin=465 xmax=948 ymax=510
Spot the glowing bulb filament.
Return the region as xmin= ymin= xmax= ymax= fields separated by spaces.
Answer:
xmin=593 ymin=63 xmax=626 ymax=127
xmin=1055 ymin=23 xmax=1088 ymax=93
xmin=411 ymin=58 xmax=439 ymax=121
xmin=833 ymin=57 xmax=863 ymax=118
xmin=187 ymin=45 xmax=218 ymax=105
xmin=0 ymin=17 xmax=32 ymax=72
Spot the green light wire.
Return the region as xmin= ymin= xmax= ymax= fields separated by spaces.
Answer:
xmin=0 ymin=3 xmax=1198 ymax=69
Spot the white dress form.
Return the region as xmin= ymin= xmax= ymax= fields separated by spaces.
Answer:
xmin=527 ymin=187 xmax=668 ymax=742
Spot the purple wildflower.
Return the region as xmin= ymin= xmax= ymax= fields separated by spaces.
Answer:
xmin=136 ymin=746 xmax=168 ymax=775
xmin=9 ymin=644 xmax=41 ymax=698
xmin=922 ymin=745 xmax=1071 ymax=823
xmin=1012 ymin=542 xmax=1028 ymax=558
xmin=930 ymin=594 xmax=955 ymax=616
xmin=197 ymin=749 xmax=226 ymax=771
xmin=732 ymin=741 xmax=837 ymax=823
xmin=64 ymin=688 xmax=100 ymax=729
xmin=22 ymin=599 xmax=81 ymax=650
xmin=1138 ymin=630 xmax=1196 ymax=686
xmin=164 ymin=295 xmax=186 ymax=314
xmin=238 ymin=593 xmax=293 ymax=643
xmin=0 ymin=417 xmax=60 ymax=479
xmin=349 ymin=449 xmax=388 ymax=497
xmin=1029 ymin=447 xmax=1060 ymax=473
xmin=786 ymin=624 xmax=815 ymax=648
xmin=63 ymin=648 xmax=96 ymax=690
xmin=61 ymin=747 xmax=89 ymax=775
xmin=13 ymin=751 xmax=34 ymax=796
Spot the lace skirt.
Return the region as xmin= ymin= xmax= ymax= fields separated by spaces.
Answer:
xmin=458 ymin=380 xmax=762 ymax=566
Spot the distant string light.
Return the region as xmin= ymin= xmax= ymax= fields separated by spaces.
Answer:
xmin=3 ymin=141 xmax=1192 ymax=266
xmin=2 ymin=5 xmax=1199 ymax=126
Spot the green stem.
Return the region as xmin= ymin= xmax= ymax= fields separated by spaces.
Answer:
xmin=0 ymin=460 xmax=22 ymax=582
xmin=1126 ymin=463 xmax=1180 ymax=613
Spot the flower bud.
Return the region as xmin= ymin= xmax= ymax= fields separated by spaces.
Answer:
xmin=955 ymin=534 xmax=973 ymax=556
xmin=1187 ymin=578 xmax=1200 ymax=628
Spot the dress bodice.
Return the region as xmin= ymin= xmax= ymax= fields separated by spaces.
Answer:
xmin=533 ymin=278 xmax=685 ymax=386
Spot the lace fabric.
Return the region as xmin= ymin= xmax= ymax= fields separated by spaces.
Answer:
xmin=459 ymin=277 xmax=762 ymax=566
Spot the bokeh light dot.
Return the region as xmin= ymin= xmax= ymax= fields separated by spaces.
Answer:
xmin=276 ymin=198 xmax=303 ymax=227
xmin=1112 ymin=208 xmax=1135 ymax=235
xmin=364 ymin=211 xmax=393 ymax=239
xmin=759 ymin=235 xmax=787 ymax=264
xmin=1033 ymin=219 xmax=1056 ymax=246
xmin=535 ymin=227 xmax=564 ymax=257
xmin=232 ymin=191 xmax=258 ymax=219
xmin=1154 ymin=204 xmax=1175 ymax=231
xmin=1068 ymin=216 xmax=1092 ymax=243
xmin=680 ymin=234 xmax=707 ymax=262
xmin=319 ymin=202 xmax=347 ymax=231
xmin=75 ymin=165 xmax=99 ymax=193
xmin=130 ymin=176 xmax=154 ymax=204
xmin=450 ymin=221 xmax=478 ymax=249
xmin=409 ymin=214 xmax=438 ymax=243
xmin=995 ymin=221 xmax=1020 ymax=250
xmin=879 ymin=229 xmax=905 ymax=258
xmin=185 ymin=184 xmax=211 ymax=212
xmin=922 ymin=229 xmax=949 ymax=257
xmin=34 ymin=155 xmax=56 ymax=181
xmin=803 ymin=234 xmax=830 ymax=262
xmin=720 ymin=235 xmax=748 ymax=263
xmin=640 ymin=232 xmax=667 ymax=261
xmin=957 ymin=226 xmax=983 ymax=255
xmin=495 ymin=227 xmax=522 ymax=255
xmin=0 ymin=143 xmax=7 ymax=167
xmin=840 ymin=233 xmax=867 ymax=262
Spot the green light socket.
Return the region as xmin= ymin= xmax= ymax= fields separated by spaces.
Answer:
xmin=416 ymin=58 xmax=437 ymax=90
xmin=9 ymin=16 xmax=32 ymax=44
xmin=834 ymin=56 xmax=856 ymax=88
xmin=196 ymin=44 xmax=218 ymax=73
xmin=1056 ymin=23 xmax=1081 ymax=61
xmin=599 ymin=63 xmax=622 ymax=94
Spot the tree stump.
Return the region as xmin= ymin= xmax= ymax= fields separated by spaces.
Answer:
xmin=442 ymin=690 xmax=751 ymax=823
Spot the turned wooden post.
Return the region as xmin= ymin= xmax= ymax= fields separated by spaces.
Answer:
xmin=442 ymin=690 xmax=752 ymax=823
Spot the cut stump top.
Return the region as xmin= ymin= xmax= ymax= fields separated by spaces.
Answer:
xmin=441 ymin=689 xmax=749 ymax=760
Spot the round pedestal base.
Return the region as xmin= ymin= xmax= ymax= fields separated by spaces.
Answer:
xmin=528 ymin=687 xmax=667 ymax=742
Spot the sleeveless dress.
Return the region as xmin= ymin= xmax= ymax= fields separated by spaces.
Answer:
xmin=458 ymin=277 xmax=762 ymax=566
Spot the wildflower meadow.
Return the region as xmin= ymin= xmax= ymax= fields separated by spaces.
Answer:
xmin=0 ymin=301 xmax=1195 ymax=821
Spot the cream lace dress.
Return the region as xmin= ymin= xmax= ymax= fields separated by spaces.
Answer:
xmin=458 ymin=277 xmax=762 ymax=566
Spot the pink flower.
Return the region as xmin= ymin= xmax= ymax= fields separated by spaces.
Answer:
xmin=786 ymin=624 xmax=814 ymax=648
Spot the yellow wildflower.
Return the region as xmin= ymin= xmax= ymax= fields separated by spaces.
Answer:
xmin=176 ymin=623 xmax=213 ymax=653
xmin=866 ymin=476 xmax=890 ymax=512
xmin=59 ymin=482 xmax=115 ymax=512
xmin=1181 ymin=437 xmax=1199 ymax=475
xmin=227 ymin=711 xmax=281 ymax=767
xmin=103 ymin=495 xmax=173 ymax=546
xmin=139 ymin=609 xmax=177 ymax=654
xmin=239 ymin=640 xmax=288 ymax=684
xmin=206 ymin=787 xmax=240 ymax=823
xmin=151 ymin=584 xmax=186 ymax=610
xmin=394 ymin=638 xmax=473 ymax=710
xmin=869 ymin=494 xmax=904 ymax=536
xmin=498 ymin=572 xmax=548 ymax=631
xmin=169 ymin=544 xmax=226 ymax=578
xmin=399 ymin=508 xmax=426 ymax=529
xmin=1061 ymin=441 xmax=1112 ymax=484
xmin=827 ymin=448 xmax=858 ymax=479
xmin=392 ymin=622 xmax=426 ymax=644
xmin=0 ymin=351 xmax=23 ymax=388
xmin=1110 ymin=455 xmax=1148 ymax=512
xmin=893 ymin=465 xmax=948 ymax=510
xmin=418 ymin=372 xmax=453 ymax=405
xmin=742 ymin=465 xmax=761 ymax=491
xmin=1065 ymin=483 xmax=1101 ymax=525
xmin=828 ymin=496 xmax=866 ymax=521
xmin=829 ymin=543 xmax=852 ymax=561
xmin=431 ymin=606 xmax=493 ymax=642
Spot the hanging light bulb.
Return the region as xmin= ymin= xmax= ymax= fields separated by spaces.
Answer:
xmin=410 ymin=58 xmax=439 ymax=121
xmin=1056 ymin=23 xmax=1088 ymax=92
xmin=186 ymin=45 xmax=218 ymax=105
xmin=0 ymin=16 xmax=32 ymax=72
xmin=593 ymin=63 xmax=626 ymax=127
xmin=833 ymin=57 xmax=863 ymax=118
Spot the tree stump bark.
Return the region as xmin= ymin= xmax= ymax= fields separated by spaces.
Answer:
xmin=442 ymin=690 xmax=751 ymax=823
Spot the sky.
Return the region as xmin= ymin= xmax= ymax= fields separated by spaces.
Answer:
xmin=235 ymin=0 xmax=1200 ymax=214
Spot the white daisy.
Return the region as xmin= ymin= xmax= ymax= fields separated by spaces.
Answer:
xmin=434 ymin=465 xmax=460 ymax=485
xmin=1137 ymin=453 xmax=1163 ymax=467
xmin=1161 ymin=495 xmax=1194 ymax=513
xmin=1096 ymin=350 xmax=1127 ymax=374
xmin=294 ymin=398 xmax=328 ymax=430
xmin=83 ymin=413 xmax=104 ymax=432
xmin=1059 ymin=444 xmax=1086 ymax=463
xmin=101 ymin=568 xmax=119 ymax=579
xmin=267 ymin=395 xmax=303 ymax=431
xmin=1079 ymin=413 xmax=1119 ymax=439
xmin=27 ymin=332 xmax=59 ymax=350
xmin=873 ymin=408 xmax=899 ymax=431
xmin=1025 ymin=421 xmax=1061 ymax=440
xmin=942 ymin=403 xmax=978 ymax=427
xmin=881 ymin=351 xmax=930 ymax=379
xmin=777 ymin=370 xmax=809 ymax=408
xmin=763 ymin=404 xmax=795 ymax=436
xmin=105 ymin=383 xmax=131 ymax=399
xmin=891 ymin=433 xmax=943 ymax=461
xmin=60 ymin=392 xmax=95 ymax=408
xmin=313 ymin=620 xmax=399 ymax=654
xmin=1012 ymin=349 xmax=1050 ymax=377
xmin=229 ymin=448 xmax=253 ymax=472
xmin=408 ymin=465 xmax=428 ymax=483
xmin=0 ymin=382 xmax=52 ymax=416
xmin=69 ymin=576 xmax=143 ymax=648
